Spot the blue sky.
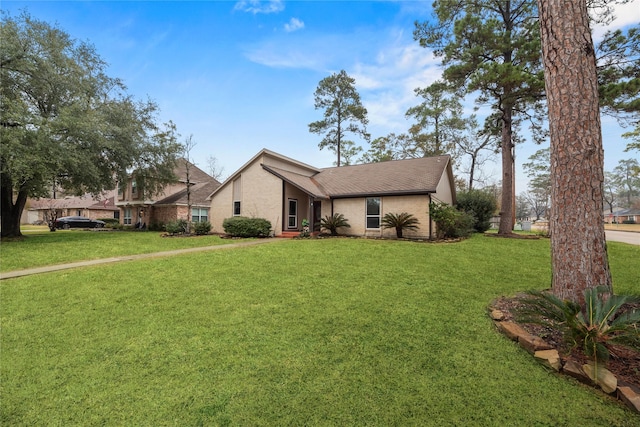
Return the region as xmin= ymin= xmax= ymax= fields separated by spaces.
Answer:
xmin=3 ymin=0 xmax=639 ymax=191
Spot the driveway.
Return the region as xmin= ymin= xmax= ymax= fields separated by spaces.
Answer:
xmin=605 ymin=230 xmax=640 ymax=245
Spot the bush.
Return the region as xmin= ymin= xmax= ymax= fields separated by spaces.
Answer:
xmin=429 ymin=202 xmax=474 ymax=239
xmin=193 ymin=221 xmax=212 ymax=235
xmin=148 ymin=222 xmax=165 ymax=232
xmin=319 ymin=213 xmax=350 ymax=236
xmin=622 ymin=219 xmax=636 ymax=224
xmin=455 ymin=189 xmax=497 ymax=233
xmin=98 ymin=218 xmax=120 ymax=228
xmin=517 ymin=286 xmax=640 ymax=386
xmin=381 ymin=212 xmax=420 ymax=238
xmin=165 ymin=219 xmax=188 ymax=235
xmin=222 ymin=217 xmax=272 ymax=238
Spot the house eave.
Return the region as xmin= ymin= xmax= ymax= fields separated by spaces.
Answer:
xmin=329 ymin=190 xmax=435 ymax=199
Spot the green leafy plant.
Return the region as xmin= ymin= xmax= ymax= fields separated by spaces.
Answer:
xmin=381 ymin=212 xmax=420 ymax=238
xmin=429 ymin=202 xmax=474 ymax=239
xmin=518 ymin=286 xmax=640 ymax=375
xmin=192 ymin=221 xmax=212 ymax=236
xmin=299 ymin=219 xmax=311 ymax=238
xmin=165 ymin=219 xmax=188 ymax=235
xmin=455 ymin=190 xmax=497 ymax=233
xmin=222 ymin=217 xmax=271 ymax=238
xmin=319 ymin=213 xmax=350 ymax=236
xmin=98 ymin=218 xmax=120 ymax=228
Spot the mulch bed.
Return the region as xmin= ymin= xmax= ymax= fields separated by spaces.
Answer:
xmin=491 ymin=294 xmax=640 ymax=391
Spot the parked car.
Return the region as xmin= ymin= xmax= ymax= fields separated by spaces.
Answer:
xmin=55 ymin=216 xmax=105 ymax=229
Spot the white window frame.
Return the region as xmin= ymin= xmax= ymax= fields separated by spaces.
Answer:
xmin=123 ymin=208 xmax=132 ymax=225
xmin=365 ymin=197 xmax=381 ymax=229
xmin=192 ymin=207 xmax=208 ymax=223
xmin=287 ymin=199 xmax=298 ymax=229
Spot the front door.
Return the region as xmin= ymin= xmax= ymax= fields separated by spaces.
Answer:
xmin=287 ymin=199 xmax=298 ymax=229
xmin=313 ymin=201 xmax=322 ymax=231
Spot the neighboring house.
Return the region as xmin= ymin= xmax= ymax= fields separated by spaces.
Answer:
xmin=606 ymin=208 xmax=640 ymax=224
xmin=208 ymin=149 xmax=456 ymax=239
xmin=116 ymin=158 xmax=221 ymax=228
xmin=23 ymin=191 xmax=118 ymax=224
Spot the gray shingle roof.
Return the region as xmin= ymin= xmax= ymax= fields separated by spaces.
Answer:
xmin=263 ymin=155 xmax=451 ymax=199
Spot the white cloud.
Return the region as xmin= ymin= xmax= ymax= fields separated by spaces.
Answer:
xmin=284 ymin=17 xmax=304 ymax=33
xmin=233 ymin=0 xmax=284 ymax=15
xmin=592 ymin=0 xmax=640 ymax=39
xmin=243 ymin=25 xmax=444 ymax=133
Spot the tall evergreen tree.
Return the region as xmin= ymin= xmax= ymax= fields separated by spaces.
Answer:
xmin=309 ymin=70 xmax=369 ymax=167
xmin=414 ymin=0 xmax=546 ymax=235
xmin=596 ymin=24 xmax=640 ymax=152
xmin=537 ymin=0 xmax=612 ymax=302
xmin=405 ymin=80 xmax=466 ymax=158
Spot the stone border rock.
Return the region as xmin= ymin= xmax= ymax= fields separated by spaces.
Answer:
xmin=489 ymin=308 xmax=640 ymax=414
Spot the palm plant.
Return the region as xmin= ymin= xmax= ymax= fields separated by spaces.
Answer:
xmin=319 ymin=213 xmax=350 ymax=236
xmin=381 ymin=212 xmax=420 ymax=238
xmin=517 ymin=286 xmax=640 ymax=376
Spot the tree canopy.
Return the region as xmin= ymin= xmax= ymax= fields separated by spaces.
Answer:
xmin=414 ymin=0 xmax=546 ymax=235
xmin=308 ymin=70 xmax=369 ymax=167
xmin=596 ymin=24 xmax=640 ymax=152
xmin=0 ymin=12 xmax=182 ymax=237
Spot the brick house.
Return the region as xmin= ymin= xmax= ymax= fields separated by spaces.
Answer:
xmin=116 ymin=159 xmax=220 ymax=228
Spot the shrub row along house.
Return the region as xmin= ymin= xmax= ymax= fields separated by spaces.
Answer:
xmin=208 ymin=149 xmax=456 ymax=239
xmin=29 ymin=150 xmax=456 ymax=238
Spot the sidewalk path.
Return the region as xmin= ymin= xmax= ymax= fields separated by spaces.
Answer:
xmin=1 ymin=239 xmax=284 ymax=280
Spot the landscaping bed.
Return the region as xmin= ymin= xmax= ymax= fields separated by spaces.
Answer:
xmin=491 ymin=295 xmax=640 ymax=413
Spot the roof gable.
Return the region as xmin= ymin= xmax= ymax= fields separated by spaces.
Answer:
xmin=208 ymin=148 xmax=320 ymax=199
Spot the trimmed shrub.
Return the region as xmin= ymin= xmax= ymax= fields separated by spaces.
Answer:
xmin=455 ymin=189 xmax=497 ymax=233
xmin=429 ymin=202 xmax=474 ymax=239
xmin=148 ymin=222 xmax=165 ymax=232
xmin=193 ymin=221 xmax=212 ymax=235
xmin=222 ymin=217 xmax=272 ymax=237
xmin=98 ymin=218 xmax=120 ymax=228
xmin=165 ymin=219 xmax=187 ymax=235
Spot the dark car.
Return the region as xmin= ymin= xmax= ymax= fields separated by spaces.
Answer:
xmin=55 ymin=216 xmax=105 ymax=229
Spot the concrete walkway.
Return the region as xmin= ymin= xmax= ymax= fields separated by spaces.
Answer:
xmin=0 ymin=239 xmax=284 ymax=280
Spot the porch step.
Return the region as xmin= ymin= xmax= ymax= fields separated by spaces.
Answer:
xmin=278 ymin=231 xmax=319 ymax=238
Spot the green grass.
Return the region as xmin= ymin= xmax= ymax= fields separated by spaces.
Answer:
xmin=0 ymin=230 xmax=241 ymax=272
xmin=1 ymin=236 xmax=639 ymax=425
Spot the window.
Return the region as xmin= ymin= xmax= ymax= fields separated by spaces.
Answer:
xmin=192 ymin=208 xmax=208 ymax=223
xmin=76 ymin=210 xmax=82 ymax=216
xmin=233 ymin=177 xmax=241 ymax=216
xmin=131 ymin=180 xmax=137 ymax=197
xmin=117 ymin=182 xmax=124 ymax=198
xmin=123 ymin=208 xmax=132 ymax=225
xmin=366 ymin=197 xmax=381 ymax=229
xmin=288 ymin=199 xmax=297 ymax=228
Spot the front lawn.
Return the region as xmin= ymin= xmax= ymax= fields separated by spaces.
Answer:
xmin=1 ymin=236 xmax=638 ymax=425
xmin=0 ymin=230 xmax=239 ymax=272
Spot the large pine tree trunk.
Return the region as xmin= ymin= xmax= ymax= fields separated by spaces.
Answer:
xmin=498 ymin=107 xmax=515 ymax=235
xmin=537 ymin=0 xmax=612 ymax=302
